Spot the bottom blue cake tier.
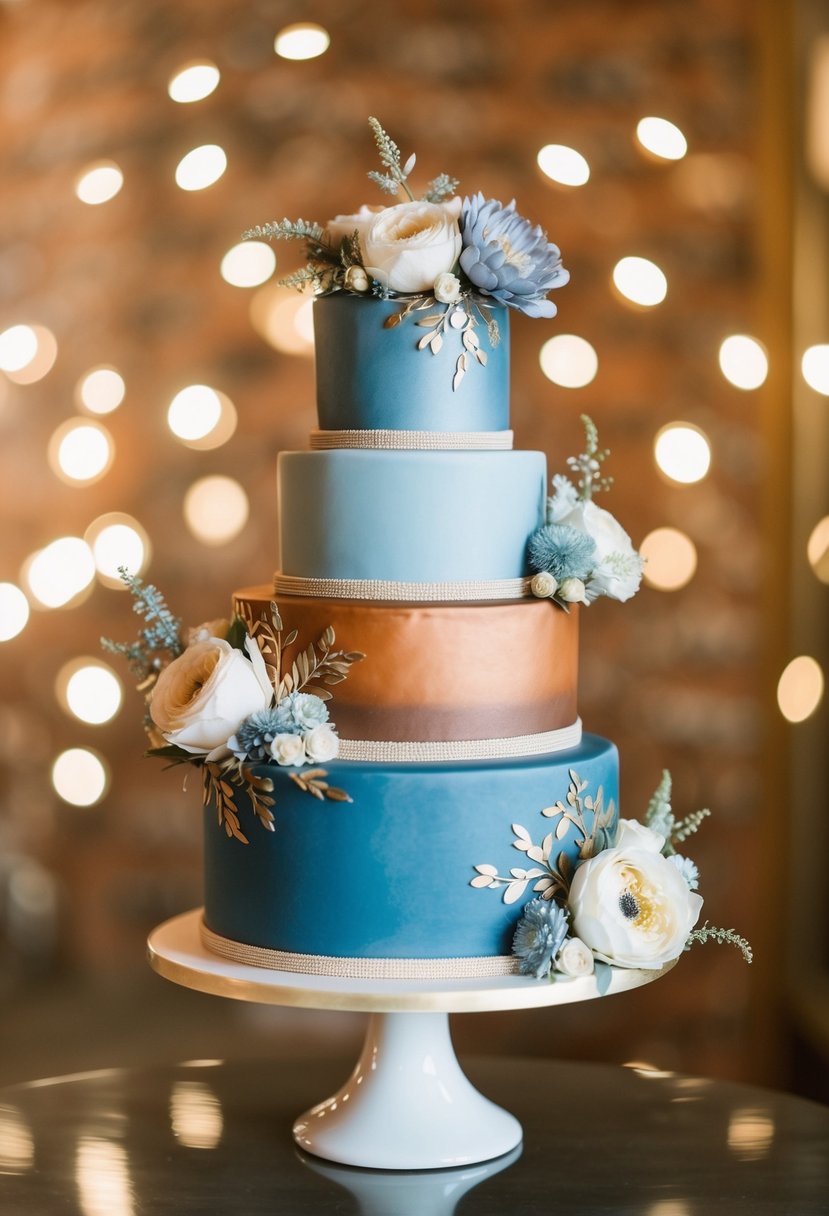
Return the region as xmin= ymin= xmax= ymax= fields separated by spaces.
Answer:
xmin=202 ymin=733 xmax=619 ymax=978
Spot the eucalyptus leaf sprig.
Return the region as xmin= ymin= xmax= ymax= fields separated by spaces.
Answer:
xmin=567 ymin=414 xmax=613 ymax=502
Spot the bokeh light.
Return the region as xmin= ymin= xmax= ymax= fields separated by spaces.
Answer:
xmin=807 ymin=515 xmax=829 ymax=583
xmin=184 ymin=476 xmax=249 ymax=545
xmin=24 ymin=537 xmax=96 ymax=608
xmin=74 ymin=161 xmax=124 ymax=205
xmin=168 ymin=61 xmax=220 ymax=103
xmin=612 ymin=256 xmax=668 ymax=307
xmin=3 ymin=324 xmax=57 ymax=384
xmin=274 ymin=23 xmax=330 ymax=59
xmin=169 ymin=1080 xmax=224 ymax=1149
xmin=167 ymin=384 xmax=237 ymax=449
xmin=536 ymin=144 xmax=590 ymax=187
xmin=0 ymin=582 xmax=30 ymax=641
xmin=51 ymin=748 xmax=109 ymax=806
xmin=801 ymin=343 xmax=829 ymax=394
xmin=76 ymin=366 xmax=125 ymax=414
xmin=175 ymin=144 xmax=227 ymax=192
xmin=220 ymin=241 xmax=276 ymax=288
xmin=56 ymin=659 xmax=123 ymax=725
xmin=654 ymin=423 xmax=712 ymax=484
xmin=539 ymin=334 xmax=598 ymax=388
xmin=640 ymin=527 xmax=698 ymax=591
xmin=85 ymin=513 xmax=150 ymax=586
xmin=718 ymin=335 xmax=769 ymax=390
xmin=48 ymin=418 xmax=114 ymax=484
xmin=635 ymin=116 xmax=688 ymax=161
xmin=250 ymin=286 xmax=315 ymax=355
xmin=777 ymin=655 xmax=824 ymax=723
xmin=0 ymin=324 xmax=38 ymax=373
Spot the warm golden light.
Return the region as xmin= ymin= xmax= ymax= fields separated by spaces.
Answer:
xmin=536 ymin=144 xmax=590 ymax=186
xmin=57 ymin=659 xmax=123 ymax=725
xmin=807 ymin=515 xmax=829 ymax=583
xmin=74 ymin=1135 xmax=134 ymax=1216
xmin=635 ymin=116 xmax=688 ymax=161
xmin=52 ymin=749 xmax=109 ymax=807
xmin=612 ymin=256 xmax=667 ymax=306
xmin=249 ymin=287 xmax=315 ymax=355
xmin=777 ymin=655 xmax=824 ymax=723
xmin=169 ymin=1081 xmax=224 ymax=1149
xmin=25 ymin=538 xmax=96 ymax=608
xmin=175 ymin=144 xmax=227 ymax=191
xmin=0 ymin=324 xmax=38 ymax=373
xmin=75 ymin=161 xmax=124 ymax=205
xmin=167 ymin=384 xmax=222 ymax=441
xmin=184 ymin=476 xmax=249 ymax=545
xmin=85 ymin=514 xmax=149 ymax=585
xmin=654 ymin=423 xmax=711 ymax=484
xmin=801 ymin=343 xmax=829 ymax=394
xmin=168 ymin=61 xmax=220 ymax=103
xmin=274 ymin=23 xmax=330 ymax=59
xmin=640 ymin=527 xmax=698 ymax=591
xmin=0 ymin=1104 xmax=34 ymax=1174
xmin=4 ymin=325 xmax=57 ymax=384
xmin=0 ymin=583 xmax=29 ymax=641
xmin=727 ymin=1108 xmax=775 ymax=1162
xmin=220 ymin=241 xmax=276 ymax=288
xmin=49 ymin=418 xmax=114 ymax=484
xmin=539 ymin=334 xmax=598 ymax=388
xmin=718 ymin=335 xmax=768 ymax=390
xmin=76 ymin=367 xmax=126 ymax=414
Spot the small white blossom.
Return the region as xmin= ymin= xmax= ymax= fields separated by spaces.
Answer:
xmin=559 ymin=577 xmax=588 ymax=604
xmin=270 ymin=733 xmax=307 ymax=767
xmin=531 ymin=571 xmax=558 ymax=599
xmin=433 ymin=271 xmax=462 ymax=304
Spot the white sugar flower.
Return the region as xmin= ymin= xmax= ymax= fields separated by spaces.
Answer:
xmin=434 ymin=270 xmax=462 ymax=303
xmin=531 ymin=571 xmax=559 ymax=599
xmin=303 ymin=723 xmax=339 ymax=763
xmin=554 ymin=937 xmax=595 ymax=977
xmin=614 ymin=818 xmax=666 ymax=853
xmin=270 ymin=733 xmax=307 ymax=767
xmin=558 ymin=577 xmax=588 ymax=604
xmin=363 ymin=199 xmax=462 ymax=293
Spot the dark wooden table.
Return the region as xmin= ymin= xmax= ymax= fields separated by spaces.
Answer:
xmin=0 ymin=1056 xmax=827 ymax=1214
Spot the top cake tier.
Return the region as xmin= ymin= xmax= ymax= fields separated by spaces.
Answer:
xmin=313 ymin=294 xmax=510 ymax=434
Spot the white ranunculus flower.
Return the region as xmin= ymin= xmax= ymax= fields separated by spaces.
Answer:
xmin=614 ymin=818 xmax=666 ymax=853
xmin=326 ymin=205 xmax=380 ymax=249
xmin=303 ymin=723 xmax=339 ymax=762
xmin=150 ymin=638 xmax=272 ymax=756
xmin=531 ymin=570 xmax=558 ymax=599
xmin=434 ymin=270 xmax=462 ymax=303
xmin=270 ymin=732 xmax=307 ymax=767
xmin=363 ymin=198 xmax=462 ymax=293
xmin=569 ymin=845 xmax=703 ymax=969
xmin=557 ymin=499 xmax=643 ymax=603
xmin=554 ymin=936 xmax=595 ymax=977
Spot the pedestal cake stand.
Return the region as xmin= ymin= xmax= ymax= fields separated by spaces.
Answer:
xmin=148 ymin=908 xmax=673 ymax=1171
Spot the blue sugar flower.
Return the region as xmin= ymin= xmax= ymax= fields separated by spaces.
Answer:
xmin=230 ymin=707 xmax=285 ymax=760
xmin=273 ymin=691 xmax=329 ymax=734
xmin=459 ymin=193 xmax=569 ymax=318
xmin=669 ymin=854 xmax=700 ymax=891
xmin=528 ymin=523 xmax=596 ymax=581
xmin=512 ymin=897 xmax=569 ymax=979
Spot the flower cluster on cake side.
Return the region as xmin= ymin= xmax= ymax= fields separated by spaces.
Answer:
xmin=102 ymin=576 xmax=364 ymax=843
xmin=473 ymin=769 xmax=752 ymax=978
xmin=245 ymin=117 xmax=569 ymax=391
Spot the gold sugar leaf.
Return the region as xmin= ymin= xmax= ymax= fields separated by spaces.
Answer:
xmin=284 ymin=628 xmax=298 ymax=646
xmin=384 ymin=313 xmax=402 ymax=328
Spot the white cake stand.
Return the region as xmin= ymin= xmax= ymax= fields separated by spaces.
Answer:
xmin=148 ymin=908 xmax=674 ymax=1171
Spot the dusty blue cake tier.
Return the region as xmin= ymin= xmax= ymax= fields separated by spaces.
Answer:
xmin=277 ymin=449 xmax=545 ymax=581
xmin=313 ymin=293 xmax=510 ymax=432
xmin=202 ymin=734 xmax=618 ymax=964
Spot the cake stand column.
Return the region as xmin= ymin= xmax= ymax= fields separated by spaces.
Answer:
xmin=292 ymin=1010 xmax=523 ymax=1170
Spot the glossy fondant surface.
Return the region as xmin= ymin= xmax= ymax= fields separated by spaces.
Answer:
xmin=234 ymin=588 xmax=579 ymax=741
xmin=314 ymin=293 xmax=510 ymax=432
xmin=202 ymin=734 xmax=618 ymax=963
xmin=277 ymin=449 xmax=546 ymax=581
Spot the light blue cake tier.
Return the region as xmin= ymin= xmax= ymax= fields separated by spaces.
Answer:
xmin=314 ymin=294 xmax=510 ymax=432
xmin=277 ymin=449 xmax=546 ymax=581
xmin=202 ymin=734 xmax=619 ymax=972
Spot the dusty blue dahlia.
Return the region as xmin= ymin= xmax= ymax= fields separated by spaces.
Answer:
xmin=230 ymin=707 xmax=285 ymax=760
xmin=273 ymin=691 xmax=329 ymax=734
xmin=513 ymin=898 xmax=570 ymax=979
xmin=528 ymin=523 xmax=596 ymax=581
xmin=459 ymin=193 xmax=569 ymax=318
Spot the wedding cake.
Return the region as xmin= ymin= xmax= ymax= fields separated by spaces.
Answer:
xmin=108 ymin=121 xmax=750 ymax=985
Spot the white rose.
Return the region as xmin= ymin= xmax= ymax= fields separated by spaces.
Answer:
xmin=344 ymin=265 xmax=370 ymax=292
xmin=569 ymin=845 xmax=703 ymax=969
xmin=326 ymin=205 xmax=380 ymax=248
xmin=614 ymin=818 xmax=665 ymax=853
xmin=531 ymin=571 xmax=558 ymax=599
xmin=270 ymin=733 xmax=307 ymax=767
xmin=554 ymin=937 xmax=595 ymax=977
xmin=363 ymin=198 xmax=462 ymax=293
xmin=150 ymin=638 xmax=272 ymax=756
xmin=558 ymin=577 xmax=588 ymax=604
xmin=434 ymin=271 xmax=462 ymax=304
xmin=558 ymin=499 xmax=643 ymax=603
xmin=303 ymin=723 xmax=339 ymax=762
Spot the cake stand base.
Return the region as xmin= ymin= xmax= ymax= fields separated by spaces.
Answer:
xmin=293 ymin=1009 xmax=521 ymax=1170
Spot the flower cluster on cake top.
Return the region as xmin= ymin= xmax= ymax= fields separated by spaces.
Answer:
xmin=472 ymin=769 xmax=752 ymax=979
xmin=102 ymin=576 xmax=363 ymax=842
xmin=245 ymin=117 xmax=569 ymax=390
xmin=529 ymin=415 xmax=645 ymax=609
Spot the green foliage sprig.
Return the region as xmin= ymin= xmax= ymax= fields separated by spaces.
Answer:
xmin=101 ymin=568 xmax=182 ymax=681
xmin=367 ymin=116 xmax=416 ymax=200
xmin=643 ymin=769 xmax=710 ymax=856
xmin=688 ymin=921 xmax=753 ymax=964
xmin=567 ymin=414 xmax=613 ymax=501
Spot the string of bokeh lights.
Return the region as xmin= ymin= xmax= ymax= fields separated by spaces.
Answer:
xmin=0 ymin=20 xmax=824 ymax=808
